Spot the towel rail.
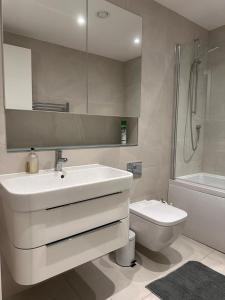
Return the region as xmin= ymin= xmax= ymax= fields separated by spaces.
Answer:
xmin=32 ymin=102 xmax=69 ymax=112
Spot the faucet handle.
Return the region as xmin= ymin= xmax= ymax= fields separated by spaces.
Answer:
xmin=60 ymin=157 xmax=68 ymax=162
xmin=56 ymin=150 xmax=67 ymax=160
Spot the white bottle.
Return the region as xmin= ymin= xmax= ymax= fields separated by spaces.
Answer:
xmin=26 ymin=148 xmax=39 ymax=174
xmin=121 ymin=120 xmax=127 ymax=145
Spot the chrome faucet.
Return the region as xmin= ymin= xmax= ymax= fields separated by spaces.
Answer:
xmin=55 ymin=150 xmax=68 ymax=171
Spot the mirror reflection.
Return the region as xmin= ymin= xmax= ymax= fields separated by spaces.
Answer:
xmin=3 ymin=0 xmax=142 ymax=117
xmin=88 ymin=0 xmax=142 ymax=117
xmin=3 ymin=0 xmax=87 ymax=113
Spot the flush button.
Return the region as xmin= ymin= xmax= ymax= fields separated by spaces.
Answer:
xmin=127 ymin=162 xmax=142 ymax=178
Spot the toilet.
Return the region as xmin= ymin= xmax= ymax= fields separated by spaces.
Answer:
xmin=130 ymin=200 xmax=187 ymax=252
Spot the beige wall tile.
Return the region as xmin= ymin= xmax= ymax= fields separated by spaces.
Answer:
xmin=202 ymin=26 xmax=225 ymax=175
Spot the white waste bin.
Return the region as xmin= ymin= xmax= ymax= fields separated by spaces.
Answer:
xmin=115 ymin=230 xmax=136 ymax=267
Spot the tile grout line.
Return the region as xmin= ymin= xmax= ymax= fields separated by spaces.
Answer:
xmin=199 ymin=248 xmax=216 ymax=262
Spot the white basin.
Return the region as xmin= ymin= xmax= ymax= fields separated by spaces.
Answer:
xmin=0 ymin=164 xmax=133 ymax=212
xmin=0 ymin=164 xmax=132 ymax=285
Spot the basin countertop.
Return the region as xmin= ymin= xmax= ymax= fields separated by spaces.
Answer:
xmin=0 ymin=164 xmax=133 ymax=212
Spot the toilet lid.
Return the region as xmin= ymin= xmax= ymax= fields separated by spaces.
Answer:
xmin=130 ymin=200 xmax=187 ymax=226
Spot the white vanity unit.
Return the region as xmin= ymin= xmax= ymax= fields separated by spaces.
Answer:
xmin=0 ymin=164 xmax=132 ymax=285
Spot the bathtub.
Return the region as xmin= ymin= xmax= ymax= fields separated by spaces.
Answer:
xmin=168 ymin=173 xmax=225 ymax=253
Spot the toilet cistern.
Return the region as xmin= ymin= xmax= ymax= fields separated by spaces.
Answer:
xmin=55 ymin=150 xmax=68 ymax=171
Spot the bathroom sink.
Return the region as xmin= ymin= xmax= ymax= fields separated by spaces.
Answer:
xmin=0 ymin=164 xmax=133 ymax=212
xmin=0 ymin=164 xmax=132 ymax=284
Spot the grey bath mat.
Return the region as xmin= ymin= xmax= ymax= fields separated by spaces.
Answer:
xmin=146 ymin=261 xmax=225 ymax=300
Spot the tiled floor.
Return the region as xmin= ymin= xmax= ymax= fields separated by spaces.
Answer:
xmin=6 ymin=235 xmax=225 ymax=300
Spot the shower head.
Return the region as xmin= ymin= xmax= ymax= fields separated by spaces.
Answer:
xmin=208 ymin=46 xmax=220 ymax=53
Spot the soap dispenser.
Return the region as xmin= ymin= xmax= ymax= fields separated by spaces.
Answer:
xmin=26 ymin=148 xmax=39 ymax=174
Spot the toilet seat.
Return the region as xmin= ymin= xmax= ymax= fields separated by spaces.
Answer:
xmin=130 ymin=200 xmax=187 ymax=227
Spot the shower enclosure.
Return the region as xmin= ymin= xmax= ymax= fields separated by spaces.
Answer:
xmin=171 ymin=39 xmax=208 ymax=179
xmin=171 ymin=36 xmax=225 ymax=181
xmin=169 ymin=34 xmax=225 ymax=252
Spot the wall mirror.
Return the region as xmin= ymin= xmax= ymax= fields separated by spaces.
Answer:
xmin=3 ymin=0 xmax=141 ymax=151
xmin=2 ymin=0 xmax=142 ymax=117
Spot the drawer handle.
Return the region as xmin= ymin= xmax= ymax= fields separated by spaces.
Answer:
xmin=47 ymin=220 xmax=121 ymax=247
xmin=46 ymin=192 xmax=122 ymax=211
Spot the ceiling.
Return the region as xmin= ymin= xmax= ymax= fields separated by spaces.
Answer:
xmin=3 ymin=0 xmax=142 ymax=62
xmin=154 ymin=0 xmax=225 ymax=30
xmin=88 ymin=0 xmax=142 ymax=61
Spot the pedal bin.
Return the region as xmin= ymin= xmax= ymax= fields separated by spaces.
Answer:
xmin=115 ymin=230 xmax=136 ymax=267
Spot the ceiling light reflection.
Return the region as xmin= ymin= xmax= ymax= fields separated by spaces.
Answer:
xmin=133 ymin=37 xmax=141 ymax=45
xmin=77 ymin=15 xmax=86 ymax=26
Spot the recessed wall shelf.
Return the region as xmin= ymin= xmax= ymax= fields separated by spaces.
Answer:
xmin=5 ymin=110 xmax=138 ymax=151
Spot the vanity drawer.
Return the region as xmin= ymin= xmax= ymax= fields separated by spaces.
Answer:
xmin=5 ymin=217 xmax=129 ymax=285
xmin=1 ymin=191 xmax=129 ymax=249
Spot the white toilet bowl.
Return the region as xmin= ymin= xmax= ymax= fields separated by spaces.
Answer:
xmin=130 ymin=200 xmax=187 ymax=252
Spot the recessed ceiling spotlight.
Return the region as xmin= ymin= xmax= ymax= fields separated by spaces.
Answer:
xmin=96 ymin=10 xmax=110 ymax=19
xmin=77 ymin=15 xmax=86 ymax=26
xmin=133 ymin=37 xmax=141 ymax=45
